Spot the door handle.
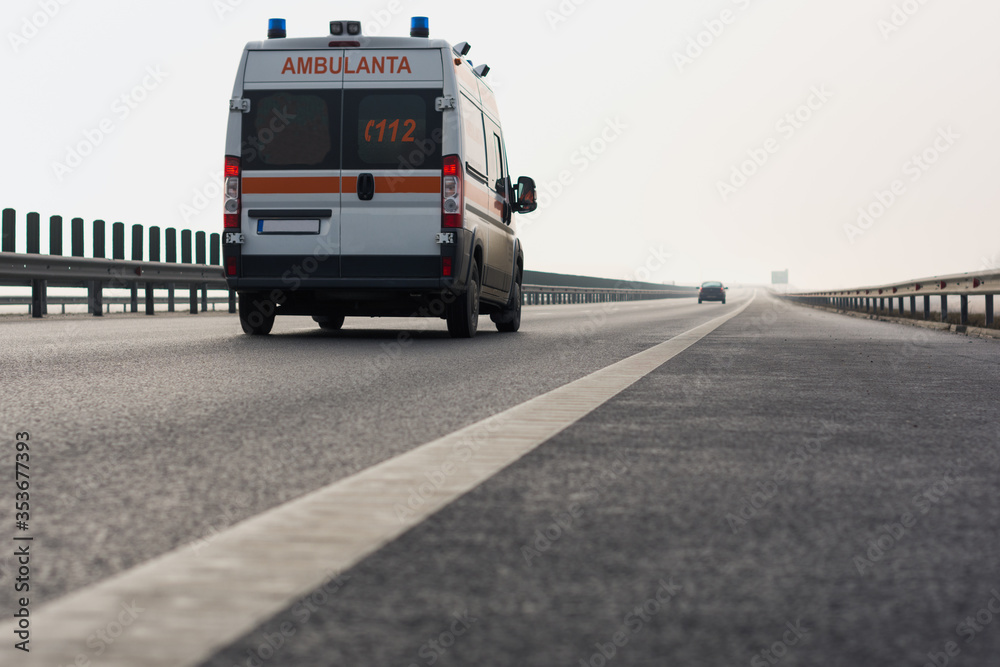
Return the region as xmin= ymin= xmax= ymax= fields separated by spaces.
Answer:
xmin=357 ymin=173 xmax=375 ymax=201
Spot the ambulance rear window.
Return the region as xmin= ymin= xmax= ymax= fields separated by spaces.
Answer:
xmin=343 ymin=89 xmax=442 ymax=171
xmin=241 ymin=91 xmax=341 ymax=170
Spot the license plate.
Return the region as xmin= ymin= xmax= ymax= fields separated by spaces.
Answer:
xmin=257 ymin=219 xmax=320 ymax=234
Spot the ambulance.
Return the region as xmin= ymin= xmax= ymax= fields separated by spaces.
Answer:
xmin=222 ymin=17 xmax=537 ymax=337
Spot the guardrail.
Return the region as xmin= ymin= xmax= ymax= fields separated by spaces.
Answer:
xmin=0 ymin=252 xmax=229 ymax=317
xmin=1 ymin=207 xmax=696 ymax=318
xmin=782 ymin=269 xmax=998 ymax=326
xmin=0 ymin=295 xmax=234 ymax=314
xmin=521 ymin=284 xmax=694 ymax=305
xmin=1 ymin=207 xmax=228 ymax=317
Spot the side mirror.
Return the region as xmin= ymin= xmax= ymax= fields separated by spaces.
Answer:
xmin=513 ymin=176 xmax=537 ymax=214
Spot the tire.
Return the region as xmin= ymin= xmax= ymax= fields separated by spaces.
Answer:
xmin=238 ymin=292 xmax=275 ymax=335
xmin=313 ymin=315 xmax=345 ymax=331
xmin=722 ymin=299 xmax=726 ymax=305
xmin=698 ymin=299 xmax=702 ymax=304
xmin=492 ymin=278 xmax=521 ymax=333
xmin=446 ymin=263 xmax=480 ymax=338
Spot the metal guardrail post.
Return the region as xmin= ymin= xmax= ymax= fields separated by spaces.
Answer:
xmin=149 ymin=226 xmax=161 ymax=262
xmin=112 ymin=222 xmax=125 ymax=259
xmin=1 ymin=208 xmax=14 ymax=252
xmin=30 ymin=280 xmax=45 ymax=318
xmin=210 ymin=233 xmax=220 ymax=266
xmin=987 ymin=296 xmax=995 ymax=327
xmin=166 ymin=228 xmax=177 ymax=311
xmin=130 ymin=224 xmax=142 ymax=313
xmin=181 ymin=230 xmax=192 ymax=264
xmin=26 ymin=213 xmax=46 ymax=316
xmin=27 ymin=212 xmax=40 ymax=254
xmin=909 ymin=296 xmax=916 ymax=316
xmin=89 ymin=220 xmax=104 ymax=315
xmin=940 ymin=296 xmax=948 ymax=322
xmin=195 ymin=231 xmax=206 ymax=265
xmin=89 ymin=280 xmax=103 ymax=317
xmin=960 ymin=295 xmax=968 ymax=325
xmin=189 ymin=285 xmax=198 ymax=314
xmin=93 ymin=219 xmax=106 ymax=257
xmin=71 ymin=218 xmax=84 ymax=257
xmin=50 ymin=215 xmax=62 ymax=255
xmin=923 ymin=295 xmax=930 ymax=320
xmin=199 ymin=231 xmax=209 ymax=310
xmin=147 ymin=226 xmax=160 ymax=316
xmin=229 ymin=290 xmax=236 ymax=314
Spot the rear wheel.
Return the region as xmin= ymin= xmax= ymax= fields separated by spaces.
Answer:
xmin=492 ymin=278 xmax=521 ymax=333
xmin=446 ymin=263 xmax=480 ymax=338
xmin=313 ymin=315 xmax=345 ymax=331
xmin=698 ymin=298 xmax=703 ymax=304
xmin=238 ymin=292 xmax=275 ymax=335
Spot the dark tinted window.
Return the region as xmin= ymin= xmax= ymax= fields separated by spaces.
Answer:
xmin=702 ymin=281 xmax=723 ymax=288
xmin=241 ymin=91 xmax=341 ymax=170
xmin=343 ymin=89 xmax=442 ymax=171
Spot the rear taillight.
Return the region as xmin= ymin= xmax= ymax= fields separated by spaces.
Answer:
xmin=442 ymin=256 xmax=453 ymax=277
xmin=224 ymin=156 xmax=241 ymax=229
xmin=442 ymin=154 xmax=463 ymax=228
xmin=226 ymin=256 xmax=237 ymax=277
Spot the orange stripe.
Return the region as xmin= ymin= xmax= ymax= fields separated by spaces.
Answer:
xmin=244 ymin=175 xmax=439 ymax=195
xmin=343 ymin=176 xmax=441 ymax=194
xmin=243 ymin=177 xmax=338 ymax=194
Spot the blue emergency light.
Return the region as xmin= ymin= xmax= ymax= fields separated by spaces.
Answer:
xmin=410 ymin=16 xmax=429 ymax=38
xmin=267 ymin=18 xmax=286 ymax=39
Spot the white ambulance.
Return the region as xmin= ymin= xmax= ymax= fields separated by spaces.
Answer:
xmin=222 ymin=17 xmax=536 ymax=337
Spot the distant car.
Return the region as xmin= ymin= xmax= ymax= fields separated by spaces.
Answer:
xmin=699 ymin=281 xmax=726 ymax=304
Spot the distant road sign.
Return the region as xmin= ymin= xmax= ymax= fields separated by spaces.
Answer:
xmin=772 ymin=270 xmax=788 ymax=285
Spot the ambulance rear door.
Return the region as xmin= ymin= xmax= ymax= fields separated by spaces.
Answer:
xmin=339 ymin=49 xmax=445 ymax=280
xmin=238 ymin=50 xmax=345 ymax=282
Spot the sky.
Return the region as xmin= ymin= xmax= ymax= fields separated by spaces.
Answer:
xmin=2 ymin=0 xmax=999 ymax=290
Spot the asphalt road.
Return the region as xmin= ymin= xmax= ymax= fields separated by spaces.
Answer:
xmin=2 ymin=292 xmax=999 ymax=666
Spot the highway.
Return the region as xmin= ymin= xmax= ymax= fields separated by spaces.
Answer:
xmin=2 ymin=291 xmax=999 ymax=666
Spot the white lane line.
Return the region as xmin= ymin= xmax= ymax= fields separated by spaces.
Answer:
xmin=13 ymin=292 xmax=756 ymax=667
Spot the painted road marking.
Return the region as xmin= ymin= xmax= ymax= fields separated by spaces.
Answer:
xmin=11 ymin=293 xmax=755 ymax=666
